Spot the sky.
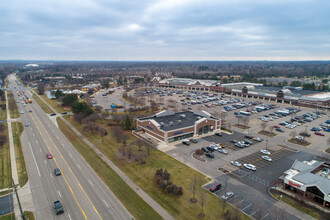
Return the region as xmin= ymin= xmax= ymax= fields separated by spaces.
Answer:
xmin=0 ymin=0 xmax=330 ymax=61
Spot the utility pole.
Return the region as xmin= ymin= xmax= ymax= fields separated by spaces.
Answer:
xmin=12 ymin=179 xmax=25 ymax=220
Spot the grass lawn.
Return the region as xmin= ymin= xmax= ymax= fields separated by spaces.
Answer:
xmin=0 ymin=125 xmax=11 ymax=189
xmin=0 ymin=95 xmax=7 ymax=121
xmin=0 ymin=189 xmax=13 ymax=197
xmin=57 ymin=118 xmax=162 ymax=220
xmin=0 ymin=212 xmax=15 ymax=220
xmin=12 ymin=122 xmax=28 ymax=187
xmin=7 ymin=92 xmax=19 ymax=119
xmin=39 ymin=93 xmax=68 ymax=113
xmin=24 ymin=211 xmax=35 ymax=220
xmin=271 ymin=192 xmax=321 ymax=220
xmin=326 ymin=148 xmax=330 ymax=153
xmin=32 ymin=94 xmax=53 ymax=114
xmin=63 ymin=117 xmax=250 ymax=220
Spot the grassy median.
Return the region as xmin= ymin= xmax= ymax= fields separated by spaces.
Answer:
xmin=12 ymin=122 xmax=28 ymax=187
xmin=63 ymin=117 xmax=250 ymax=220
xmin=32 ymin=94 xmax=53 ymax=114
xmin=39 ymin=93 xmax=67 ymax=113
xmin=0 ymin=212 xmax=15 ymax=219
xmin=0 ymin=124 xmax=11 ymax=190
xmin=24 ymin=211 xmax=35 ymax=220
xmin=57 ymin=118 xmax=162 ymax=220
xmin=7 ymin=92 xmax=19 ymax=119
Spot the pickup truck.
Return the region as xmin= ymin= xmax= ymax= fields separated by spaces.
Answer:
xmin=54 ymin=200 xmax=64 ymax=215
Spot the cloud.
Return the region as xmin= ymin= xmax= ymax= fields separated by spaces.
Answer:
xmin=0 ymin=0 xmax=329 ymax=60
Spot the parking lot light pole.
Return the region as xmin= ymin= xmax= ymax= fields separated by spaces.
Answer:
xmin=305 ymin=125 xmax=308 ymax=133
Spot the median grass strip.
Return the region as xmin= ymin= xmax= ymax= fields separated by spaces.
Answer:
xmin=65 ymin=117 xmax=250 ymax=220
xmin=39 ymin=93 xmax=69 ymax=113
xmin=24 ymin=211 xmax=35 ymax=220
xmin=12 ymin=122 xmax=28 ymax=187
xmin=7 ymin=92 xmax=19 ymax=119
xmin=0 ymin=125 xmax=11 ymax=190
xmin=32 ymin=94 xmax=53 ymax=114
xmin=0 ymin=212 xmax=15 ymax=219
xmin=57 ymin=118 xmax=162 ymax=220
xmin=271 ymin=192 xmax=321 ymax=220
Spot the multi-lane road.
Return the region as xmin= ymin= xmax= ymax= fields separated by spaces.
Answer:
xmin=8 ymin=74 xmax=133 ymax=220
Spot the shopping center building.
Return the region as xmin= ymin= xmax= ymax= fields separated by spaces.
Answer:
xmin=283 ymin=159 xmax=330 ymax=209
xmin=137 ymin=110 xmax=221 ymax=143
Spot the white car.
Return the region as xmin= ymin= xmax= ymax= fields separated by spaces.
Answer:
xmin=260 ymin=149 xmax=270 ymax=155
xmin=20 ymin=111 xmax=24 ymax=114
xmin=253 ymin=137 xmax=262 ymax=142
xmin=262 ymin=155 xmax=272 ymax=162
xmin=218 ymin=148 xmax=228 ymax=154
xmin=221 ymin=192 xmax=234 ymax=200
xmin=231 ymin=161 xmax=242 ymax=167
xmin=295 ymin=136 xmax=304 ymax=140
xmin=244 ymin=164 xmax=256 ymax=171
xmin=221 ymin=110 xmax=227 ymax=113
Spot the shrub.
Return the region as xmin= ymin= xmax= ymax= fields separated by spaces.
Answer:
xmin=165 ymin=185 xmax=173 ymax=194
xmin=195 ymin=149 xmax=204 ymax=156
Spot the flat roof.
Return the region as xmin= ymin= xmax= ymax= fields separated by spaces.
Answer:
xmin=139 ymin=110 xmax=218 ymax=132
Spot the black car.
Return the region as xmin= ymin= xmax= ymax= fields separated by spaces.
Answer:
xmin=205 ymin=153 xmax=215 ymax=158
xmin=54 ymin=168 xmax=61 ymax=176
xmin=201 ymin=147 xmax=209 ymax=153
xmin=50 ymin=113 xmax=56 ymax=116
xmin=245 ymin=135 xmax=253 ymax=139
xmin=231 ymin=139 xmax=238 ymax=143
xmin=182 ymin=140 xmax=190 ymax=146
xmin=215 ymin=133 xmax=222 ymax=137
xmin=299 ymin=132 xmax=311 ymax=137
xmin=206 ymin=146 xmax=215 ymax=152
xmin=61 ymin=112 xmax=68 ymax=115
xmin=190 ymin=139 xmax=198 ymax=143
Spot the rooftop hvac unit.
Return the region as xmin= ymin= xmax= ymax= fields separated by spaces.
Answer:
xmin=180 ymin=114 xmax=186 ymax=119
xmin=196 ymin=116 xmax=201 ymax=120
xmin=177 ymin=120 xmax=182 ymax=124
xmin=169 ymin=121 xmax=174 ymax=126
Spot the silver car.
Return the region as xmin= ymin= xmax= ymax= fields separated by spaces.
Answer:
xmin=218 ymin=148 xmax=228 ymax=155
xmin=262 ymin=155 xmax=272 ymax=162
xmin=231 ymin=161 xmax=242 ymax=167
xmin=221 ymin=192 xmax=234 ymax=200
xmin=244 ymin=163 xmax=256 ymax=171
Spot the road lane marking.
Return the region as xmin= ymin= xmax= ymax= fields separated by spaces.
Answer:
xmin=103 ymin=200 xmax=109 ymax=207
xmin=68 ymin=213 xmax=72 ymax=220
xmin=44 ymin=160 xmax=47 ymax=164
xmin=36 ymin=140 xmax=38 ymax=144
xmin=57 ymin=136 xmax=59 ymax=139
xmin=260 ymin=213 xmax=269 ymax=219
xmin=233 ymin=199 xmax=244 ymax=206
xmin=40 ymin=149 xmax=42 ymax=153
xmin=25 ymin=106 xmax=87 ymax=219
xmin=241 ymin=203 xmax=252 ymax=211
xmin=77 ymin=164 xmax=81 ymax=170
xmin=50 ymin=173 xmax=53 ymax=179
xmin=250 ymin=210 xmax=258 ymax=216
xmin=69 ymin=153 xmax=72 ymax=157
xmin=29 ymin=142 xmax=41 ymax=177
xmin=33 ymin=133 xmax=35 ymax=136
xmin=89 ymin=180 xmax=93 ymax=186
xmin=28 ymin=101 xmax=102 ymax=220
xmin=58 ymin=190 xmax=62 ymax=197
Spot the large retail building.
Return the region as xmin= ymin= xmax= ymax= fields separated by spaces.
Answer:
xmin=137 ymin=110 xmax=221 ymax=143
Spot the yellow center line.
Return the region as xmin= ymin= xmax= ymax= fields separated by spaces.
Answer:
xmin=21 ymin=97 xmax=87 ymax=219
xmin=25 ymin=95 xmax=102 ymax=220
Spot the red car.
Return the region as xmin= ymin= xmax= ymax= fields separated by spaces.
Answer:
xmin=47 ymin=153 xmax=53 ymax=159
xmin=273 ymin=125 xmax=280 ymax=128
xmin=315 ymin=132 xmax=325 ymax=136
xmin=209 ymin=182 xmax=222 ymax=192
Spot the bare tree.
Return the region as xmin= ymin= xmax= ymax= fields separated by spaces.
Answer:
xmin=98 ymin=127 xmax=107 ymax=140
xmin=260 ymin=122 xmax=268 ymax=131
xmin=73 ymin=112 xmax=84 ymax=124
xmin=145 ymin=143 xmax=154 ymax=155
xmin=111 ymin=126 xmax=125 ymax=142
xmin=134 ymin=139 xmax=144 ymax=151
xmin=0 ymin=135 xmax=7 ymax=146
xmin=127 ymin=144 xmax=133 ymax=160
xmin=269 ymin=125 xmax=275 ymax=133
xmin=100 ymin=112 xmax=108 ymax=124
xmin=199 ymin=190 xmax=206 ymax=218
xmin=95 ymin=105 xmax=103 ymax=112
xmin=37 ymin=82 xmax=45 ymax=95
xmin=290 ymin=130 xmax=297 ymax=140
xmin=190 ymin=175 xmax=198 ymax=203
xmin=219 ymin=197 xmax=227 ymax=217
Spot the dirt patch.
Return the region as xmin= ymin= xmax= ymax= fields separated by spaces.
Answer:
xmin=288 ymin=138 xmax=311 ymax=146
xmin=233 ymin=124 xmax=250 ymax=129
xmin=258 ymin=130 xmax=277 ymax=137
xmin=193 ymin=153 xmax=206 ymax=162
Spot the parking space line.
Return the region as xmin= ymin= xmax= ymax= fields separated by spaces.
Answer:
xmin=233 ymin=199 xmax=244 ymax=206
xmin=241 ymin=203 xmax=252 ymax=211
xmin=250 ymin=210 xmax=258 ymax=216
xmin=260 ymin=213 xmax=269 ymax=219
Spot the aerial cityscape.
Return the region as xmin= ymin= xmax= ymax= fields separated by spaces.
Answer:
xmin=0 ymin=1 xmax=329 ymax=220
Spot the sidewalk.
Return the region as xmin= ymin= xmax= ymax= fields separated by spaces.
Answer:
xmin=35 ymin=91 xmax=175 ymax=220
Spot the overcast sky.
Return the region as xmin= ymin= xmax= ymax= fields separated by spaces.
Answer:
xmin=1 ymin=0 xmax=329 ymax=61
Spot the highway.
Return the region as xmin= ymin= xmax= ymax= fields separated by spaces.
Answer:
xmin=8 ymin=74 xmax=133 ymax=220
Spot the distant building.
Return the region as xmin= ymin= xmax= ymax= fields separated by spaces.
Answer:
xmin=137 ymin=110 xmax=221 ymax=143
xmin=283 ymin=159 xmax=330 ymax=209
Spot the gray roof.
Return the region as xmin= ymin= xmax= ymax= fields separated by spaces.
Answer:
xmin=139 ymin=110 xmax=218 ymax=132
xmin=291 ymin=160 xmax=330 ymax=197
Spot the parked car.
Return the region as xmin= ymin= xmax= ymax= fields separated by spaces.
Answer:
xmin=190 ymin=139 xmax=198 ymax=143
xmin=182 ymin=140 xmax=190 ymax=146
xmin=299 ymin=132 xmax=311 ymax=137
xmin=275 ymin=128 xmax=284 ymax=132
xmin=260 ymin=149 xmax=270 ymax=155
xmin=50 ymin=113 xmax=56 ymax=116
xmin=253 ymin=137 xmax=262 ymax=142
xmin=201 ymin=147 xmax=209 ymax=153
xmin=209 ymin=182 xmax=222 ymax=192
xmin=244 ymin=139 xmax=253 ymax=145
xmin=245 ymin=135 xmax=253 ymax=139
xmin=218 ymin=148 xmax=228 ymax=154
xmin=231 ymin=161 xmax=242 ymax=167
xmin=215 ymin=133 xmax=222 ymax=137
xmin=261 ymin=155 xmax=272 ymax=162
xmin=221 ymin=191 xmax=234 ymax=200
xmin=231 ymin=140 xmax=238 ymax=143
xmin=273 ymin=125 xmax=280 ymax=128
xmin=24 ymin=123 xmax=29 ymax=127
xmin=205 ymin=153 xmax=215 ymax=158
xmin=243 ymin=164 xmax=256 ymax=171
xmin=315 ymin=132 xmax=325 ymax=136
